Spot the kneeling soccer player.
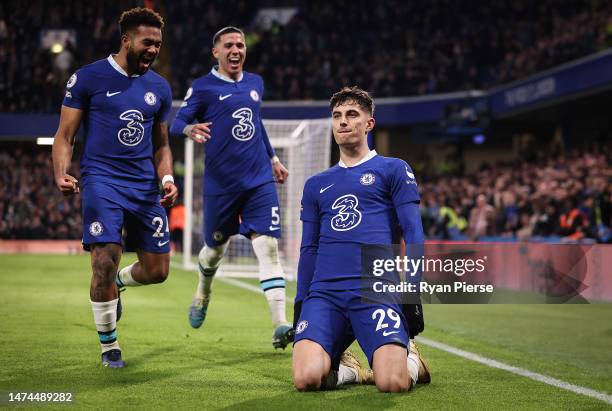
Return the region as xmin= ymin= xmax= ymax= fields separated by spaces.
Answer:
xmin=292 ymin=87 xmax=430 ymax=392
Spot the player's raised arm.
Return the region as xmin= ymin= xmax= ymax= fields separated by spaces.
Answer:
xmin=52 ymin=105 xmax=83 ymax=196
xmin=153 ymin=121 xmax=178 ymax=207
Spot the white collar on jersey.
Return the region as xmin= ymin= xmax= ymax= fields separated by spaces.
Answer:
xmin=107 ymin=55 xmax=140 ymax=78
xmin=211 ymin=66 xmax=243 ymax=83
xmin=338 ymin=150 xmax=378 ymax=168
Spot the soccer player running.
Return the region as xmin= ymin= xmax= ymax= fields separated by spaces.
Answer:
xmin=292 ymin=87 xmax=430 ymax=392
xmin=170 ymin=27 xmax=293 ymax=349
xmin=52 ymin=8 xmax=177 ymax=368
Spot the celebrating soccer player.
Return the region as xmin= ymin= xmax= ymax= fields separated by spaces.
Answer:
xmin=170 ymin=27 xmax=293 ymax=349
xmin=292 ymin=87 xmax=431 ymax=392
xmin=52 ymin=8 xmax=177 ymax=368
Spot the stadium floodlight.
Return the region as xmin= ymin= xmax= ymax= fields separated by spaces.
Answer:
xmin=182 ymin=118 xmax=332 ymax=278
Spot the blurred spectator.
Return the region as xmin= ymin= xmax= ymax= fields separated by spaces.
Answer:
xmin=468 ymin=194 xmax=497 ymax=240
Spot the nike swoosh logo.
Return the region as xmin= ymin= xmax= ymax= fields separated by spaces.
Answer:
xmin=106 ymin=91 xmax=121 ymax=97
xmin=268 ymin=226 xmax=281 ymax=231
xmin=319 ymin=184 xmax=334 ymax=193
xmin=219 ymin=94 xmax=232 ymax=100
xmin=382 ymin=330 xmax=400 ymax=337
xmin=157 ymin=240 xmax=170 ymax=247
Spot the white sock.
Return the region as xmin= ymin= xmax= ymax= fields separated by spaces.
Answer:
xmin=252 ymin=236 xmax=287 ymax=326
xmin=116 ymin=263 xmax=142 ymax=287
xmin=407 ymin=349 xmax=419 ymax=385
xmin=90 ymin=299 xmax=120 ymax=353
xmin=337 ymin=364 xmax=358 ymax=386
xmin=195 ymin=243 xmax=228 ymax=299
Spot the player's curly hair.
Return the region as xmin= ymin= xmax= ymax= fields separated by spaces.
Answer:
xmin=119 ymin=7 xmax=164 ymax=36
xmin=329 ymin=86 xmax=375 ymax=116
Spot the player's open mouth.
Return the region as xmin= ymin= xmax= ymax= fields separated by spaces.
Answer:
xmin=228 ymin=57 xmax=241 ymax=68
xmin=140 ymin=55 xmax=155 ymax=69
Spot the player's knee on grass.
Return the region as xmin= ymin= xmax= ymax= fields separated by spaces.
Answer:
xmin=373 ymin=344 xmax=411 ymax=393
xmin=198 ymin=242 xmax=228 ymax=268
xmin=374 ymin=372 xmax=411 ymax=393
xmin=293 ymin=367 xmax=328 ymax=391
xmin=292 ymin=340 xmax=331 ymax=391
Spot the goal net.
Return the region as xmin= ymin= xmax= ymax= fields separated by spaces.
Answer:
xmin=182 ymin=118 xmax=332 ymax=279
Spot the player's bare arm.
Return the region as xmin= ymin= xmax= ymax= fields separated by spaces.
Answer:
xmin=52 ymin=105 xmax=83 ymax=196
xmin=183 ymin=122 xmax=212 ymax=143
xmin=153 ymin=121 xmax=178 ymax=207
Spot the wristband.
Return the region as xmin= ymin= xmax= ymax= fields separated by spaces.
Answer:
xmin=271 ymin=155 xmax=280 ymax=164
xmin=161 ymin=175 xmax=174 ymax=186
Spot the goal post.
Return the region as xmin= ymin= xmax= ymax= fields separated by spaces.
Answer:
xmin=182 ymin=118 xmax=332 ymax=278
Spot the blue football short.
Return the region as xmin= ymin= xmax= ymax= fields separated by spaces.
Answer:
xmin=294 ymin=289 xmax=409 ymax=368
xmin=81 ymin=182 xmax=170 ymax=253
xmin=203 ymin=182 xmax=281 ymax=246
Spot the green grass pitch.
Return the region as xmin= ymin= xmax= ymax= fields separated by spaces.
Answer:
xmin=1 ymin=254 xmax=611 ymax=410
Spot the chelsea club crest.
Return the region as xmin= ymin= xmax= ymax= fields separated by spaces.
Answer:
xmin=144 ymin=92 xmax=157 ymax=106
xmin=360 ymin=173 xmax=375 ymax=185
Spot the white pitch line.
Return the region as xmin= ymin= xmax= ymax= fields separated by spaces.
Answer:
xmin=416 ymin=336 xmax=612 ymax=405
xmin=218 ymin=277 xmax=263 ymax=294
xmin=172 ymin=263 xmax=612 ymax=405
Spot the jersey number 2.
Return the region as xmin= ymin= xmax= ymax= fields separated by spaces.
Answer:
xmin=152 ymin=216 xmax=169 ymax=238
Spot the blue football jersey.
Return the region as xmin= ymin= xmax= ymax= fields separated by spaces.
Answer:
xmin=63 ymin=55 xmax=172 ymax=190
xmin=300 ymin=151 xmax=420 ymax=291
xmin=170 ymin=67 xmax=274 ymax=195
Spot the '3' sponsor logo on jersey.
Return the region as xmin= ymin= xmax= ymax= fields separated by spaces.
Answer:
xmin=117 ymin=110 xmax=144 ymax=146
xmin=330 ymin=194 xmax=362 ymax=231
xmin=231 ymin=107 xmax=255 ymax=141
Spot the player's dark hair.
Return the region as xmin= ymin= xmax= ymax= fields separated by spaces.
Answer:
xmin=119 ymin=7 xmax=164 ymax=36
xmin=213 ymin=26 xmax=245 ymax=45
xmin=329 ymin=86 xmax=375 ymax=116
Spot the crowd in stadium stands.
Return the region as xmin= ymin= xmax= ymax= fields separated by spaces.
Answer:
xmin=1 ymin=143 xmax=610 ymax=243
xmin=247 ymin=0 xmax=612 ymax=99
xmin=0 ymin=0 xmax=137 ymax=113
xmin=1 ymin=0 xmax=611 ymax=112
xmin=0 ymin=145 xmax=81 ymax=239
xmin=420 ymin=147 xmax=612 ymax=243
